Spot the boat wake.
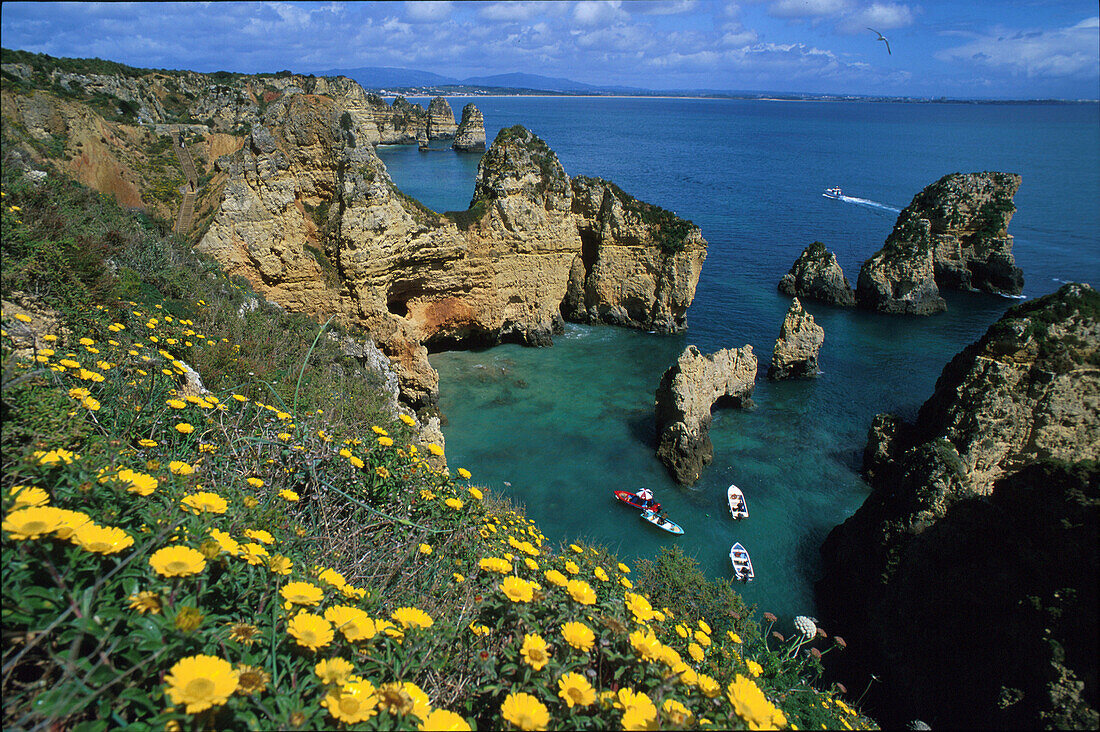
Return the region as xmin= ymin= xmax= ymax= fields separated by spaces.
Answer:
xmin=838 ymin=195 xmax=900 ymax=214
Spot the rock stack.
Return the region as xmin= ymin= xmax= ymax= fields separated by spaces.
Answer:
xmin=654 ymin=345 xmax=757 ymax=485
xmin=856 ymin=171 xmax=1024 ymax=314
xmin=778 ymin=242 xmax=855 ymax=307
xmin=453 ymin=103 xmax=486 ymax=152
xmin=426 ymin=96 xmax=457 ymax=139
xmin=768 ymin=298 xmax=824 ymax=379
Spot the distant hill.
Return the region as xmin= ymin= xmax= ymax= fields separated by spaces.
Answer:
xmin=312 ymin=65 xmax=460 ymax=88
xmin=315 ymin=66 xmax=645 ymax=95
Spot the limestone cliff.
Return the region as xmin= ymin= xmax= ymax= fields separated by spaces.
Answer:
xmin=856 ymin=172 xmax=1023 ymax=314
xmin=654 ymin=345 xmax=757 ymax=485
xmin=199 ymin=117 xmax=706 ymax=411
xmin=778 ymin=242 xmax=855 ymax=307
xmin=453 ymin=103 xmax=486 ymax=152
xmin=817 ymin=282 xmax=1099 ymax=728
xmin=3 ymin=58 xmax=707 ymax=415
xmin=426 ymin=97 xmax=457 ymax=139
xmin=565 ymin=177 xmax=707 ymax=333
xmin=767 ymin=298 xmax=824 ymax=379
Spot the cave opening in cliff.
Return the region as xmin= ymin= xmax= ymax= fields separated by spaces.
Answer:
xmin=712 ymin=394 xmax=747 ymax=412
xmin=386 ymin=281 xmax=423 ymax=318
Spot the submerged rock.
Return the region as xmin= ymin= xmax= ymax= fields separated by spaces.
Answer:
xmin=856 ymin=171 xmax=1024 ymax=314
xmin=768 ymin=298 xmax=824 ymax=379
xmin=817 ymin=282 xmax=1100 ymax=728
xmin=452 ymin=103 xmax=486 ymax=152
xmin=778 ymin=242 xmax=855 ymax=307
xmin=654 ymin=345 xmax=757 ymax=485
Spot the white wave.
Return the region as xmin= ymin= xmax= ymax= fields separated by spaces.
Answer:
xmin=1000 ymin=293 xmax=1028 ymax=299
xmin=838 ymin=195 xmax=901 ymax=213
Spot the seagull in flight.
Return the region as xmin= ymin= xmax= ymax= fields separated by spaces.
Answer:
xmin=867 ymin=27 xmax=891 ymax=55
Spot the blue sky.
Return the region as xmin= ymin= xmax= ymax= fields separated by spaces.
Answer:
xmin=2 ymin=1 xmax=1098 ymax=98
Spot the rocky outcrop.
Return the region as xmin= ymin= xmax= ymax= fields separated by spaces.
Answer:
xmin=4 ymin=61 xmax=706 ymax=413
xmin=453 ymin=103 xmax=486 ymax=152
xmin=856 ymin=172 xmax=1023 ymax=314
xmin=565 ymin=177 xmax=707 ymax=333
xmin=198 ymin=117 xmax=706 ymax=411
xmin=817 ymin=282 xmax=1100 ymax=728
xmin=768 ymin=298 xmax=824 ymax=379
xmin=426 ymin=97 xmax=457 ymax=139
xmin=855 ymin=228 xmax=946 ymax=315
xmin=654 ymin=345 xmax=757 ymax=485
xmin=778 ymin=242 xmax=855 ymax=307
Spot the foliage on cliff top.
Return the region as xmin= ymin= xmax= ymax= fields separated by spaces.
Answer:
xmin=979 ymin=282 xmax=1100 ymax=372
xmin=2 ymin=159 xmax=873 ymax=731
xmin=475 ymin=125 xmax=565 ymax=198
xmin=573 ymin=175 xmax=698 ymax=254
xmin=1 ymin=47 xmax=165 ymax=80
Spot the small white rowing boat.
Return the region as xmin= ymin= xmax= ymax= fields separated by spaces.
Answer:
xmin=727 ymin=484 xmax=748 ymax=520
xmin=640 ymin=509 xmax=684 ymax=535
xmin=730 ymin=542 xmax=754 ymax=582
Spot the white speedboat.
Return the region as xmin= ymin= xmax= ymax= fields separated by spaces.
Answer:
xmin=823 ymin=186 xmax=843 ymax=199
xmin=730 ymin=542 xmax=755 ymax=582
xmin=727 ymin=484 xmax=748 ymax=520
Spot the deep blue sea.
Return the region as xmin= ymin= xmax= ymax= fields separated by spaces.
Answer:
xmin=376 ymin=98 xmax=1100 ymax=620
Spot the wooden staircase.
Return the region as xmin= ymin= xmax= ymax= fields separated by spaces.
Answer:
xmin=172 ymin=126 xmax=199 ymax=235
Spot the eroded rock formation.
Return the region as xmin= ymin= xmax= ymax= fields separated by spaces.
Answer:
xmin=426 ymin=96 xmax=457 ymax=139
xmin=198 ymin=115 xmax=706 ymax=411
xmin=768 ymin=298 xmax=824 ymax=379
xmin=565 ymin=177 xmax=707 ymax=333
xmin=817 ymin=282 xmax=1100 ymax=728
xmin=453 ymin=103 xmax=486 ymax=152
xmin=654 ymin=345 xmax=757 ymax=485
xmin=856 ymin=172 xmax=1024 ymax=314
xmin=3 ymin=65 xmax=706 ymax=416
xmin=778 ymin=242 xmax=855 ymax=307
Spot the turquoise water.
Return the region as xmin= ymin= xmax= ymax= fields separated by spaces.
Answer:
xmin=377 ymin=99 xmax=1100 ymax=619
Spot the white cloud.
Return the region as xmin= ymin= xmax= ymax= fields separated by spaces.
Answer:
xmin=936 ymin=17 xmax=1100 ymax=80
xmin=572 ymin=1 xmax=628 ymax=27
xmin=768 ymin=0 xmax=851 ymax=20
xmin=632 ymin=0 xmax=698 ymax=15
xmin=838 ymin=3 xmax=914 ymax=34
xmin=573 ymin=23 xmax=654 ymax=52
xmin=404 ymin=1 xmax=453 ymax=23
xmin=720 ymin=28 xmax=759 ymax=47
xmin=478 ymin=2 xmax=551 ymax=22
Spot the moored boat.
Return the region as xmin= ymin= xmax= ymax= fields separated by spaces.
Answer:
xmin=640 ymin=509 xmax=684 ymax=535
xmin=730 ymin=542 xmax=755 ymax=581
xmin=727 ymin=484 xmax=748 ymax=520
xmin=613 ymin=490 xmax=661 ymax=513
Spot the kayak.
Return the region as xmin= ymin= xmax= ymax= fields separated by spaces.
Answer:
xmin=640 ymin=509 xmax=684 ymax=535
xmin=727 ymin=484 xmax=748 ymax=520
xmin=613 ymin=490 xmax=661 ymax=512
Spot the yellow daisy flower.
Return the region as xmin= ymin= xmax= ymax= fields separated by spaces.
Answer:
xmin=164 ymin=654 xmax=238 ymax=713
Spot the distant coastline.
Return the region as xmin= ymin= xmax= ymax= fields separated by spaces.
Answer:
xmin=385 ymin=91 xmax=1098 ymax=105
